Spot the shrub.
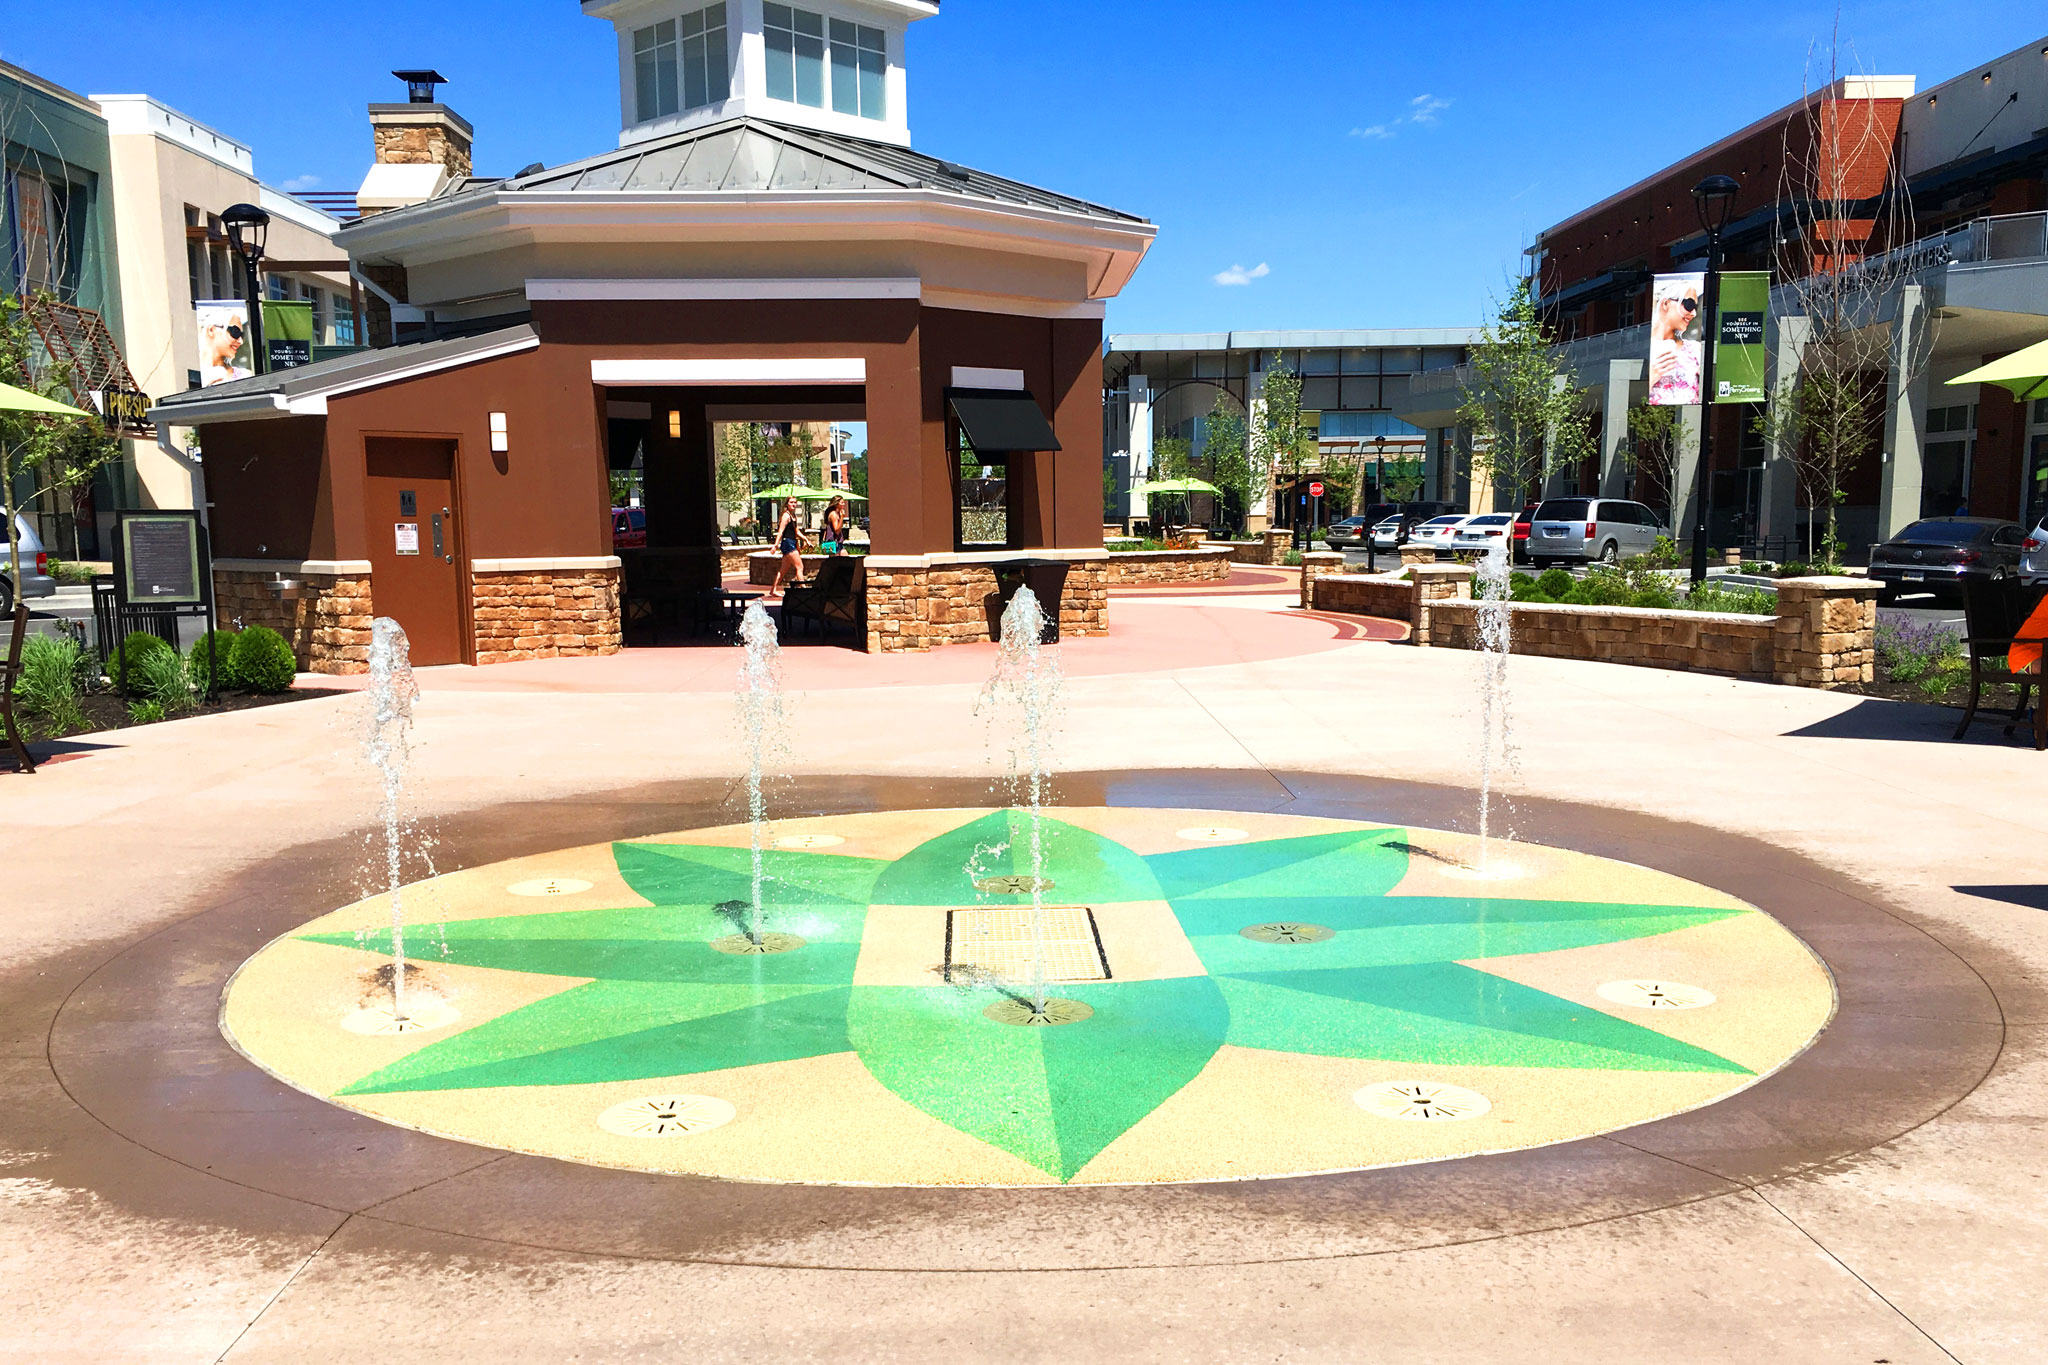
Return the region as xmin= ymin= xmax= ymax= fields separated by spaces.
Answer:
xmin=228 ymin=624 xmax=297 ymax=693
xmin=126 ymin=699 xmax=166 ymax=724
xmin=1639 ymin=536 xmax=1685 ymax=570
xmin=12 ymin=635 xmax=87 ymax=737
xmin=108 ymin=631 xmax=175 ymax=688
xmin=186 ymin=629 xmax=240 ymax=692
xmin=1685 ymin=584 xmax=1778 ymax=615
xmin=129 ymin=645 xmax=194 ymax=712
xmin=1629 ymin=585 xmax=1680 ymax=610
xmin=1876 ymin=618 xmax=1967 ymax=696
xmin=1535 ymin=567 xmax=1574 ymax=598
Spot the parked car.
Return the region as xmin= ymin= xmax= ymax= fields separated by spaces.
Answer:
xmin=1368 ymin=502 xmax=1458 ymax=552
xmin=611 ymin=506 xmax=647 ymax=550
xmin=1449 ymin=512 xmax=1517 ymax=555
xmin=1407 ymin=514 xmax=1480 ymax=557
xmin=1511 ymin=502 xmax=1539 ymax=564
xmin=0 ymin=511 xmax=57 ymax=616
xmin=2022 ymin=519 xmax=2047 ymax=586
xmin=1867 ymin=517 xmax=2025 ymax=601
xmin=1527 ymin=497 xmax=1667 ymax=566
xmin=1321 ymin=516 xmax=1373 ymax=550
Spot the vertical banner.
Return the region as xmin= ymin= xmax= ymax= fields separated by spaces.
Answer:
xmin=195 ymin=300 xmax=255 ymax=386
xmin=262 ymin=300 xmax=315 ymax=370
xmin=1647 ymin=273 xmax=1705 ymax=405
xmin=1712 ymin=271 xmax=1769 ymax=404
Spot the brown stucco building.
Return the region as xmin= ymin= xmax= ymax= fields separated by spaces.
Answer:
xmin=152 ymin=7 xmax=1154 ymax=670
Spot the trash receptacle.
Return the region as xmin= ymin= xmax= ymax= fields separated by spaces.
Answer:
xmin=987 ymin=558 xmax=1069 ymax=643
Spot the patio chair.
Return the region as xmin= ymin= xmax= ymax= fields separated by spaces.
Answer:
xmin=2 ymin=604 xmax=36 ymax=774
xmin=1954 ymin=577 xmax=2047 ymax=751
xmin=782 ymin=555 xmax=865 ymax=642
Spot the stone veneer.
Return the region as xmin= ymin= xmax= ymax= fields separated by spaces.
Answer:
xmin=1310 ymin=565 xmax=1877 ymax=689
xmin=1224 ymin=531 xmax=1298 ymax=566
xmin=471 ymin=566 xmax=623 ymax=665
xmin=214 ymin=563 xmax=374 ymax=674
xmin=863 ymin=554 xmax=1110 ymax=653
xmin=1102 ymin=548 xmax=1235 ymax=584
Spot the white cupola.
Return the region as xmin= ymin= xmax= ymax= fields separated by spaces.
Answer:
xmin=581 ymin=0 xmax=935 ymax=149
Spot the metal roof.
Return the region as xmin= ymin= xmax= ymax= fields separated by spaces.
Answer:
xmin=1107 ymin=328 xmax=1483 ymax=353
xmin=151 ymin=325 xmax=538 ymax=422
xmin=342 ymin=116 xmax=1146 ymax=230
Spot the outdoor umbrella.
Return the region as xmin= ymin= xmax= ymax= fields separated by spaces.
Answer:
xmin=1947 ymin=338 xmax=2048 ymax=403
xmin=1132 ymin=476 xmax=1223 ymax=534
xmin=0 ymin=381 xmax=97 ymax=582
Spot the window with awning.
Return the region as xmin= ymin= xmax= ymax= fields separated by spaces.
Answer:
xmin=946 ymin=388 xmax=1061 ymax=454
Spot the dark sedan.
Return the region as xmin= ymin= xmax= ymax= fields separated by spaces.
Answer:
xmin=1868 ymin=517 xmax=2026 ymax=601
xmin=1322 ymin=516 xmax=1373 ymax=549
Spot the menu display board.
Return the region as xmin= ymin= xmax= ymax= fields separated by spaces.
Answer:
xmin=118 ymin=512 xmax=206 ymax=605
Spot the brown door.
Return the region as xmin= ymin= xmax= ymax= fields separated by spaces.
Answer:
xmin=364 ymin=437 xmax=464 ymax=665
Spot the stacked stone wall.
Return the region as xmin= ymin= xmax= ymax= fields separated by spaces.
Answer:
xmin=471 ymin=568 xmax=622 ymax=665
xmin=864 ymin=559 xmax=1109 ymax=653
xmin=214 ymin=569 xmax=373 ymax=674
xmin=1773 ymin=578 xmax=1880 ymax=686
xmin=1429 ymin=600 xmax=1775 ymax=677
xmin=1103 ymin=548 xmax=1235 ymax=584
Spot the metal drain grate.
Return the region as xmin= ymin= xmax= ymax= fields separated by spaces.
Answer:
xmin=983 ymin=996 xmax=1094 ymax=1026
xmin=946 ymin=906 xmax=1109 ymax=984
xmin=341 ymin=1000 xmax=460 ymax=1035
xmin=1240 ymin=922 xmax=1335 ymax=944
xmin=508 ymin=877 xmax=593 ymax=897
xmin=710 ymin=932 xmax=806 ymax=955
xmin=597 ymin=1094 xmax=737 ymax=1137
xmin=1596 ymin=979 xmax=1717 ymax=1010
xmin=1354 ymin=1080 xmax=1492 ymax=1122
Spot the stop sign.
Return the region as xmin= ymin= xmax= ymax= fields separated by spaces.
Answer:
xmin=1308 ymin=481 xmax=1325 ymax=498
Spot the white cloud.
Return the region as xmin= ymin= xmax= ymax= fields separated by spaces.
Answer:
xmin=1349 ymin=95 xmax=1453 ymax=140
xmin=281 ymin=174 xmax=321 ymax=192
xmin=1212 ymin=262 xmax=1271 ymax=287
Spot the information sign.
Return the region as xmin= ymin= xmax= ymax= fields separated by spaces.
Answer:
xmin=118 ymin=513 xmax=204 ymax=605
xmin=395 ymin=523 xmax=420 ymax=555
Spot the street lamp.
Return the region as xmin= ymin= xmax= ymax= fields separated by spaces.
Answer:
xmin=1687 ymin=173 xmax=1740 ymax=584
xmin=221 ymin=202 xmax=271 ymax=375
xmin=1368 ymin=435 xmax=1388 ymax=571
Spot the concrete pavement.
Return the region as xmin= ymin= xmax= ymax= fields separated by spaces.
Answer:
xmin=3 ymin=599 xmax=2042 ymax=1361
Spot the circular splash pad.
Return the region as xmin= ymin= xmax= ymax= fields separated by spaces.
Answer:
xmin=221 ymin=807 xmax=1833 ymax=1186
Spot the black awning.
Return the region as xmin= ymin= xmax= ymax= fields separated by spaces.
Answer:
xmin=947 ymin=388 xmax=1062 ymax=453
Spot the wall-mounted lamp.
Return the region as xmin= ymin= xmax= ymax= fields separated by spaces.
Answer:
xmin=667 ymin=409 xmax=683 ymax=439
xmin=489 ymin=411 xmax=509 ymax=453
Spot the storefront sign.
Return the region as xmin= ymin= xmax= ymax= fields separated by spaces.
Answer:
xmin=196 ymin=300 xmax=255 ymax=386
xmin=1647 ymin=273 xmax=1706 ymax=406
xmin=118 ymin=512 xmax=205 ymax=604
xmin=1712 ymin=271 xmax=1770 ymax=404
xmin=262 ymin=300 xmax=314 ymax=370
xmin=395 ymin=522 xmax=420 ymax=555
xmin=98 ymin=386 xmax=153 ymax=436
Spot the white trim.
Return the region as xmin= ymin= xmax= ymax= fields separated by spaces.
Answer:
xmin=529 ymin=277 xmax=920 ymax=301
xmin=471 ymin=556 xmax=624 ymax=573
xmin=951 ymin=366 xmax=1025 ymax=391
xmin=863 ymin=548 xmax=1111 ymax=569
xmin=148 ymin=393 xmax=289 ymax=423
xmin=591 ymin=357 xmax=867 ymax=385
xmin=214 ymin=558 xmax=373 ymax=576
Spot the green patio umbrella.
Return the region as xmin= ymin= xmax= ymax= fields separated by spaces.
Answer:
xmin=1133 ymin=475 xmax=1223 ymax=535
xmin=0 ymin=380 xmax=95 ymax=418
xmin=1947 ymin=338 xmax=2048 ymax=403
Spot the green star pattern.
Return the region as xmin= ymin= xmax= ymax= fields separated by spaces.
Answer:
xmin=313 ymin=812 xmax=1752 ymax=1182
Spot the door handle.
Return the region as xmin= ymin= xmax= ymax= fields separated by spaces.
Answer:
xmin=432 ymin=512 xmax=449 ymax=562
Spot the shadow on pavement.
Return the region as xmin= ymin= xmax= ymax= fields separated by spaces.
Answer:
xmin=1955 ymin=885 xmax=2048 ymax=912
xmin=1782 ymin=697 xmax=1970 ymax=743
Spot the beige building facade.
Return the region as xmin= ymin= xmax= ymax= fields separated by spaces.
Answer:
xmin=95 ymin=93 xmax=355 ymax=513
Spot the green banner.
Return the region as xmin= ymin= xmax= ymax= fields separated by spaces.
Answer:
xmin=261 ymin=300 xmax=314 ymax=371
xmin=1712 ymin=271 xmax=1769 ymax=404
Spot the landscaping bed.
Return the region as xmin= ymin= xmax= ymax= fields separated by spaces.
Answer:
xmin=10 ymin=623 xmax=341 ymax=743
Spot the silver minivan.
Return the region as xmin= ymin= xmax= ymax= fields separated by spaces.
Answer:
xmin=1528 ymin=497 xmax=1666 ymax=567
xmin=1 ymin=511 xmax=57 ymax=615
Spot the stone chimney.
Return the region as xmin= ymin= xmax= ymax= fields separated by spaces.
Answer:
xmin=357 ymin=70 xmax=472 ymax=215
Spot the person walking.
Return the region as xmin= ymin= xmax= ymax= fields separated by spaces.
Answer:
xmin=821 ymin=495 xmax=850 ymax=555
xmin=769 ymin=496 xmax=809 ymax=600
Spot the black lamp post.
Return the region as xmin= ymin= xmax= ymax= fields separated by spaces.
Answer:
xmin=221 ymin=202 xmax=271 ymax=375
xmin=1687 ymin=174 xmax=1740 ymax=585
xmin=1368 ymin=435 xmax=1388 ymax=570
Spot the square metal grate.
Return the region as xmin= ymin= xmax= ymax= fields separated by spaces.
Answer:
xmin=945 ymin=906 xmax=1110 ymax=985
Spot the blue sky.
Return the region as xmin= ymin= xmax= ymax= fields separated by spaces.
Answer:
xmin=7 ymin=1 xmax=2043 ymax=335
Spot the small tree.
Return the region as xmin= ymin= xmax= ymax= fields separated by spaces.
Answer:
xmin=714 ymin=421 xmax=764 ymax=528
xmin=0 ymin=292 xmax=121 ymax=570
xmin=1201 ymin=392 xmax=1253 ymax=530
xmin=1455 ymin=278 xmax=1593 ymax=508
xmin=1625 ymin=403 xmax=1680 ymax=518
xmin=1254 ymin=355 xmax=1318 ymax=536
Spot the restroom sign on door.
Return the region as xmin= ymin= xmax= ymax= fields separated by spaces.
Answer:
xmin=395 ymin=522 xmax=420 ymax=555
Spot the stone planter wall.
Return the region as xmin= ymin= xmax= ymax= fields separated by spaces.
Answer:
xmin=720 ymin=543 xmax=772 ymax=575
xmin=214 ymin=564 xmax=373 ymax=674
xmin=1225 ymin=530 xmax=1297 ymax=565
xmin=1430 ymin=599 xmax=1775 ymax=677
xmin=1102 ymin=548 xmax=1235 ymax=584
xmin=864 ymin=556 xmax=1109 ymax=653
xmin=1309 ymin=567 xmax=1877 ymax=689
xmin=471 ymin=567 xmax=623 ymax=665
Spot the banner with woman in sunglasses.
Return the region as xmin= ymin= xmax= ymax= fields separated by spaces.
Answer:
xmin=1647 ymin=273 xmax=1705 ymax=406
